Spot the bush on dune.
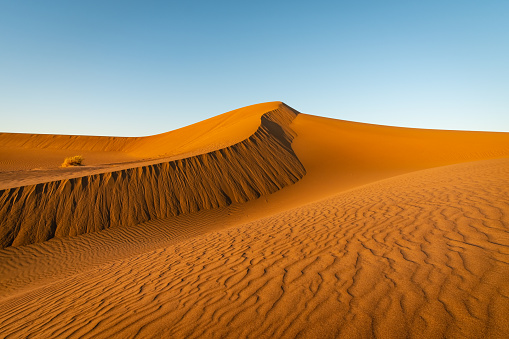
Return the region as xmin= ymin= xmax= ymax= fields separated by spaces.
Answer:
xmin=62 ymin=155 xmax=84 ymax=167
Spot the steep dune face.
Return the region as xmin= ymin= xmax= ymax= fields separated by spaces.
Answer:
xmin=230 ymin=112 xmax=509 ymax=219
xmin=0 ymin=103 xmax=305 ymax=248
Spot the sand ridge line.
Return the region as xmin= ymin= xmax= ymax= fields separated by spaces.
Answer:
xmin=0 ymin=102 xmax=292 ymax=189
xmin=0 ymin=101 xmax=285 ymax=174
xmin=0 ymin=103 xmax=305 ymax=248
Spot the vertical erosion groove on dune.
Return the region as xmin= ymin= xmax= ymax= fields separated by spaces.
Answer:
xmin=0 ymin=106 xmax=306 ymax=248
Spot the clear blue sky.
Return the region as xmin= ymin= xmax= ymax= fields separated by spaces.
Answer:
xmin=1 ymin=1 xmax=508 ymax=136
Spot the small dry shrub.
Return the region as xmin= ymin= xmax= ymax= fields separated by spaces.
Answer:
xmin=62 ymin=155 xmax=84 ymax=167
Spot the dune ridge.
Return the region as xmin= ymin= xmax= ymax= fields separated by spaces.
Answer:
xmin=0 ymin=102 xmax=288 ymax=172
xmin=1 ymin=102 xmax=509 ymax=338
xmin=0 ymin=104 xmax=305 ymax=248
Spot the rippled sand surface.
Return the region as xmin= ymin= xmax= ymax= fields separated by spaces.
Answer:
xmin=1 ymin=102 xmax=509 ymax=338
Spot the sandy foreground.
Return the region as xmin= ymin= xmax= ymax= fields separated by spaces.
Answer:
xmin=1 ymin=102 xmax=509 ymax=338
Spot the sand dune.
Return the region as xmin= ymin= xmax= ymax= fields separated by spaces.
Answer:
xmin=1 ymin=102 xmax=509 ymax=338
xmin=1 ymin=158 xmax=508 ymax=338
xmin=0 ymin=103 xmax=304 ymax=247
xmin=0 ymin=102 xmax=285 ymax=172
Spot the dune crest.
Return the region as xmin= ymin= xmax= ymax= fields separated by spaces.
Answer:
xmin=0 ymin=103 xmax=305 ymax=248
xmin=0 ymin=101 xmax=287 ymax=172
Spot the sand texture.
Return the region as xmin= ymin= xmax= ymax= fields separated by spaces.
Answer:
xmin=0 ymin=104 xmax=304 ymax=248
xmin=1 ymin=102 xmax=509 ymax=338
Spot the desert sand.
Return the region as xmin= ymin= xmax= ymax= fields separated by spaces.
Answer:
xmin=1 ymin=102 xmax=508 ymax=338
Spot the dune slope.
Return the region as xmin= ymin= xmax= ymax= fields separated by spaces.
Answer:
xmin=0 ymin=102 xmax=284 ymax=172
xmin=1 ymin=102 xmax=509 ymax=338
xmin=0 ymin=158 xmax=508 ymax=338
xmin=0 ymin=103 xmax=305 ymax=248
xmin=290 ymin=113 xmax=509 ymax=197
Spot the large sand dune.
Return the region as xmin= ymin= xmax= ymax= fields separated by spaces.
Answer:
xmin=1 ymin=102 xmax=509 ymax=338
xmin=0 ymin=103 xmax=305 ymax=247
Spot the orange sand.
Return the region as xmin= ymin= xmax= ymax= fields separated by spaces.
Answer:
xmin=1 ymin=102 xmax=509 ymax=338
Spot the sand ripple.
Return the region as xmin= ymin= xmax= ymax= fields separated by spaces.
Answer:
xmin=1 ymin=158 xmax=508 ymax=338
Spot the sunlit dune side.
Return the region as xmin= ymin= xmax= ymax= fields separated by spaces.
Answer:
xmin=0 ymin=103 xmax=305 ymax=248
xmin=289 ymin=113 xmax=509 ymax=199
xmin=0 ymin=101 xmax=284 ymax=172
xmin=1 ymin=102 xmax=509 ymax=338
xmin=0 ymin=158 xmax=508 ymax=338
xmin=220 ymin=111 xmax=509 ymax=220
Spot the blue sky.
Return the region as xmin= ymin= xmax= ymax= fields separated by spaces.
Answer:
xmin=1 ymin=1 xmax=508 ymax=136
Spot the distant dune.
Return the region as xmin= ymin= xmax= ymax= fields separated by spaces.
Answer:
xmin=1 ymin=102 xmax=509 ymax=338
